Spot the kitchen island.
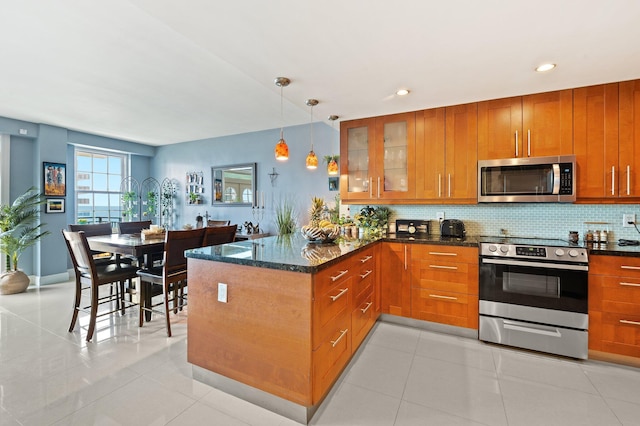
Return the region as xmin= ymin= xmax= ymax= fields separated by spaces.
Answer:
xmin=184 ymin=234 xmax=380 ymax=424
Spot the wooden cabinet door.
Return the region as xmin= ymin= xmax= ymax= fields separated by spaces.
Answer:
xmin=340 ymin=118 xmax=375 ymax=202
xmin=477 ymin=97 xmax=523 ymax=160
xmin=374 ymin=112 xmax=416 ymax=200
xmin=415 ymin=107 xmax=445 ymax=199
xmin=619 ymin=79 xmax=640 ymax=198
xmin=574 ymin=84 xmax=619 ymax=200
xmin=379 ymin=242 xmax=411 ymax=317
xmin=445 ymin=103 xmax=478 ymax=201
xmin=522 ymin=90 xmax=573 ymax=157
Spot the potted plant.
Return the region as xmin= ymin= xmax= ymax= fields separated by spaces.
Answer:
xmin=0 ymin=187 xmax=50 ymax=294
xmin=274 ymin=195 xmax=297 ymax=235
xmin=122 ymin=190 xmax=137 ymax=220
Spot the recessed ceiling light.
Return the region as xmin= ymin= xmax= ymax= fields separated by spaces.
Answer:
xmin=535 ymin=63 xmax=556 ymax=72
xmin=396 ymin=89 xmax=410 ymax=96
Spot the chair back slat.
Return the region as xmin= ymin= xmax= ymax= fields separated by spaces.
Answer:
xmin=62 ymin=230 xmax=96 ymax=274
xmin=163 ymin=228 xmax=206 ymax=274
xmin=202 ymin=224 xmax=237 ymax=247
xmin=118 ymin=220 xmax=152 ymax=234
xmin=68 ymin=223 xmax=112 ymax=237
xmin=207 ymin=219 xmax=230 ymax=227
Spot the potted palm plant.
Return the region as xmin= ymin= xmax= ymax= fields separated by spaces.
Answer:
xmin=0 ymin=187 xmax=50 ymax=294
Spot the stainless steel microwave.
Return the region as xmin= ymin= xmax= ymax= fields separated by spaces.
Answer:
xmin=478 ymin=155 xmax=576 ymax=203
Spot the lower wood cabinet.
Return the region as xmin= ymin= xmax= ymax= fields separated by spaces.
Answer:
xmin=410 ymin=244 xmax=479 ymax=329
xmin=379 ymin=242 xmax=412 ymax=317
xmin=589 ymin=255 xmax=640 ymax=358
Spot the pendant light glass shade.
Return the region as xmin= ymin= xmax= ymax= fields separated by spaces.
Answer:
xmin=305 ymin=99 xmax=319 ymax=170
xmin=327 ymin=158 xmax=339 ymax=175
xmin=274 ymin=77 xmax=290 ymax=161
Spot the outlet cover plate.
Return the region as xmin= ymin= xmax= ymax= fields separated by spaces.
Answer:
xmin=623 ymin=214 xmax=636 ymax=228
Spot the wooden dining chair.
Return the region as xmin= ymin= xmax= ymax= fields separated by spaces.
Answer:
xmin=202 ymin=224 xmax=237 ymax=246
xmin=207 ymin=219 xmax=230 ymax=227
xmin=68 ymin=223 xmax=123 ymax=265
xmin=62 ymin=230 xmax=140 ymax=341
xmin=136 ymin=228 xmax=206 ymax=337
xmin=118 ymin=220 xmax=152 ymax=234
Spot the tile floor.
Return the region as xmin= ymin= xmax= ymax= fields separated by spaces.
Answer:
xmin=2 ymin=281 xmax=640 ymax=425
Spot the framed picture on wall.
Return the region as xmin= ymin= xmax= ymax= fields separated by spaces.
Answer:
xmin=328 ymin=177 xmax=339 ymax=191
xmin=45 ymin=198 xmax=65 ymax=214
xmin=43 ymin=162 xmax=66 ymax=196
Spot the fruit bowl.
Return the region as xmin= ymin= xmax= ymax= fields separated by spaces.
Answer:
xmin=300 ymin=224 xmax=340 ymax=243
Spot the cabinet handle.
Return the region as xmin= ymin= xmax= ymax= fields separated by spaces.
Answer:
xmin=620 ymin=282 xmax=640 ymax=287
xmin=612 ymin=166 xmax=616 ymax=195
xmin=360 ymin=270 xmax=372 ymax=279
xmin=329 ymin=288 xmax=348 ymax=301
xmin=627 ymin=165 xmax=631 ymax=196
xmin=429 ymin=294 xmax=457 ymax=300
xmin=448 ymin=174 xmax=451 ymax=198
xmin=438 ymin=174 xmax=442 ymax=198
xmin=330 ymin=269 xmax=349 ymax=281
xmin=515 ymin=130 xmax=518 ymax=157
xmin=621 ymin=265 xmax=640 ymax=271
xmin=404 ymin=245 xmax=408 ymax=270
xmin=527 ymin=129 xmax=531 ymax=157
xmin=428 ymin=251 xmax=457 ymax=256
xmin=360 ymin=255 xmax=373 ymax=263
xmin=429 ymin=265 xmax=458 ymax=270
xmin=620 ymin=320 xmax=640 ymax=326
xmin=360 ymin=302 xmax=373 ymax=314
xmin=377 ymin=176 xmax=381 ymax=198
xmin=331 ymin=329 xmax=348 ymax=347
xmin=369 ymin=177 xmax=373 ymax=198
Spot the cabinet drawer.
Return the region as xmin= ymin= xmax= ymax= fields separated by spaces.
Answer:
xmin=413 ymin=259 xmax=478 ymax=294
xmin=599 ymin=311 xmax=640 ymax=357
xmin=590 ymin=255 xmax=640 ymax=278
xmin=312 ymin=315 xmax=351 ymax=402
xmin=314 ymin=259 xmax=353 ymax=297
xmin=353 ymin=267 xmax=374 ymax=307
xmin=352 ymin=293 xmax=375 ymax=351
xmin=411 ymin=288 xmax=478 ymax=329
xmin=590 ymin=274 xmax=640 ymax=311
xmin=313 ymin=278 xmax=351 ymax=350
xmin=353 ymin=247 xmax=375 ymax=270
xmin=412 ymin=245 xmax=478 ymax=264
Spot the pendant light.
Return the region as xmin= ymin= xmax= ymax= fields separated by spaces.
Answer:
xmin=305 ymin=99 xmax=319 ymax=170
xmin=274 ymin=77 xmax=290 ymax=161
xmin=327 ymin=115 xmax=339 ymax=175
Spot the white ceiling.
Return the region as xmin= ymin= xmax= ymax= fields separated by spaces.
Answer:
xmin=1 ymin=0 xmax=639 ymax=146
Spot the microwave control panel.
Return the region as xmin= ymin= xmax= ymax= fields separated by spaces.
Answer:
xmin=559 ymin=162 xmax=573 ymax=195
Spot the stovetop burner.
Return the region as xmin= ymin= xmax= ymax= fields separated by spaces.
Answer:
xmin=478 ymin=236 xmax=581 ymax=248
xmin=479 ymin=236 xmax=588 ymax=263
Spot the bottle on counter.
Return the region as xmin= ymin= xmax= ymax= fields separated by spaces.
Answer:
xmin=600 ymin=230 xmax=608 ymax=244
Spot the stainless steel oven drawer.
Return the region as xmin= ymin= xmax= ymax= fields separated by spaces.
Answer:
xmin=479 ymin=315 xmax=588 ymax=359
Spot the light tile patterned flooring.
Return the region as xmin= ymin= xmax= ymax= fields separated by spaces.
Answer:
xmin=1 ymin=281 xmax=640 ymax=425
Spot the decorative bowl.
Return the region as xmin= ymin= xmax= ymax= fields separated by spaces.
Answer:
xmin=300 ymin=225 xmax=340 ymax=243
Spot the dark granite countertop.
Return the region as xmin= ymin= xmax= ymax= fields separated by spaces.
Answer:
xmin=583 ymin=241 xmax=640 ymax=257
xmin=185 ymin=233 xmax=382 ymax=273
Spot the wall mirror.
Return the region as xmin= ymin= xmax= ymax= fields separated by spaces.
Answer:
xmin=211 ymin=163 xmax=256 ymax=206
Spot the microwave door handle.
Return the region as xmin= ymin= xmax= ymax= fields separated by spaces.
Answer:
xmin=552 ymin=164 xmax=560 ymax=195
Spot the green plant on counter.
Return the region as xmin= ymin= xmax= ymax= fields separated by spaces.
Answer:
xmin=354 ymin=205 xmax=394 ymax=230
xmin=274 ymin=195 xmax=297 ymax=235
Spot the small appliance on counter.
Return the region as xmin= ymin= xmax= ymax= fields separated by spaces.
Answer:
xmin=440 ymin=219 xmax=466 ymax=238
xmin=395 ymin=219 xmax=430 ymax=238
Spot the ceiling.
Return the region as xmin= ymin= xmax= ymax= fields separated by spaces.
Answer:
xmin=1 ymin=0 xmax=639 ymax=146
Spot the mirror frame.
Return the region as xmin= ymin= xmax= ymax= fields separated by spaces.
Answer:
xmin=211 ymin=162 xmax=257 ymax=206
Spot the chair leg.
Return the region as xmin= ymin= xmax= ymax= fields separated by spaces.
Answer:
xmin=119 ymin=280 xmax=126 ymax=315
xmin=139 ymin=280 xmax=146 ymax=327
xmin=163 ymin=281 xmax=172 ymax=337
xmin=86 ymin=284 xmax=99 ymax=342
xmin=68 ymin=277 xmax=82 ymax=332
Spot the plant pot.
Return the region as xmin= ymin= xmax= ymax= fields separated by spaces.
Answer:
xmin=0 ymin=270 xmax=30 ymax=295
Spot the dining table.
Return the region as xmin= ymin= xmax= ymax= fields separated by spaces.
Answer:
xmin=87 ymin=233 xmax=166 ymax=321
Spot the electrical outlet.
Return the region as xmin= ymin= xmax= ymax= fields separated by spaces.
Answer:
xmin=623 ymin=214 xmax=636 ymax=228
xmin=436 ymin=212 xmax=445 ymax=222
xmin=218 ymin=283 xmax=228 ymax=303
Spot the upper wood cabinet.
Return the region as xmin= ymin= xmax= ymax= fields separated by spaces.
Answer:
xmin=574 ymin=83 xmax=619 ymax=200
xmin=416 ymin=104 xmax=477 ymax=203
xmin=477 ymin=90 xmax=573 ymax=160
xmin=340 ymin=112 xmax=415 ymax=202
xmin=618 ymin=79 xmax=640 ymax=198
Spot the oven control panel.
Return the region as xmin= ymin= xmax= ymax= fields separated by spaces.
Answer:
xmin=481 ymin=243 xmax=588 ymax=263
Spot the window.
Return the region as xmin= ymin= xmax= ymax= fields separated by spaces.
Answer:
xmin=75 ymin=149 xmax=127 ymax=226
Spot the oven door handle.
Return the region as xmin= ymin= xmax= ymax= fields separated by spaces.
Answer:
xmin=481 ymin=257 xmax=588 ymax=271
xmin=503 ymin=320 xmax=562 ymax=337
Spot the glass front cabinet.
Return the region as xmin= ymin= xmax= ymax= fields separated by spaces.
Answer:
xmin=340 ymin=112 xmax=415 ymax=202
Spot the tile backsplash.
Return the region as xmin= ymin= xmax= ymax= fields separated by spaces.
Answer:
xmin=349 ymin=203 xmax=640 ymax=243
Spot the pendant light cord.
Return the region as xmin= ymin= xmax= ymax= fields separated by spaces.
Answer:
xmin=309 ymin=103 xmax=314 ymax=151
xmin=280 ymin=85 xmax=284 ymax=140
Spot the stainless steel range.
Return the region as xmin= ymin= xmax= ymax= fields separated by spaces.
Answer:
xmin=478 ymin=238 xmax=589 ymax=359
